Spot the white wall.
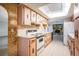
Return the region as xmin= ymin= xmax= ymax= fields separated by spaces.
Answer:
xmin=0 ymin=5 xmax=8 ymax=49
xmin=0 ymin=21 xmax=8 ymax=36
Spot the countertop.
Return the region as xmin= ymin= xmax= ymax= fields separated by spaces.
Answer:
xmin=17 ymin=32 xmax=52 ymax=39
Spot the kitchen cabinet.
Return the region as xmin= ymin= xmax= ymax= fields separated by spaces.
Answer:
xmin=36 ymin=14 xmax=42 ymax=25
xmin=18 ymin=5 xmax=31 ymax=26
xmin=31 ymin=10 xmax=37 ymax=25
xmin=24 ymin=7 xmax=31 ymax=25
xmin=17 ymin=37 xmax=36 ymax=56
xmin=74 ymin=16 xmax=79 ymax=56
xmin=29 ymin=38 xmax=37 ymax=56
xmin=42 ymin=18 xmax=48 ymax=26
xmin=18 ymin=4 xmax=48 ymax=27
xmin=75 ymin=39 xmax=79 ymax=56
xmin=44 ymin=33 xmax=52 ymax=47
xmin=17 ymin=37 xmax=29 ymax=56
xmin=68 ymin=35 xmax=75 ymax=56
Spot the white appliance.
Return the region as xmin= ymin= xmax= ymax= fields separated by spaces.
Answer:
xmin=36 ymin=34 xmax=44 ymax=55
xmin=63 ymin=22 xmax=74 ymax=45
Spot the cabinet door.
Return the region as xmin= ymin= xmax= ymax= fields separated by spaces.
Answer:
xmin=24 ymin=7 xmax=31 ymax=25
xmin=29 ymin=38 xmax=36 ymax=56
xmin=29 ymin=43 xmax=36 ymax=56
xmin=44 ymin=35 xmax=49 ymax=47
xmin=42 ymin=18 xmax=48 ymax=27
xmin=31 ymin=11 xmax=36 ymax=24
xmin=36 ymin=14 xmax=41 ymax=24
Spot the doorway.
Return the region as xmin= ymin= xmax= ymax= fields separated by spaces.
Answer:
xmin=53 ymin=24 xmax=63 ymax=42
xmin=0 ymin=5 xmax=8 ymax=56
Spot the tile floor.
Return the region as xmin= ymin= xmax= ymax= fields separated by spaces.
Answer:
xmin=39 ymin=35 xmax=70 ymax=56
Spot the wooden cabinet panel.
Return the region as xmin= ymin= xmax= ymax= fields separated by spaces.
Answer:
xmin=31 ymin=11 xmax=37 ymax=24
xmin=17 ymin=37 xmax=36 ymax=56
xmin=17 ymin=37 xmax=29 ymax=56
xmin=36 ymin=14 xmax=41 ymax=25
xmin=74 ymin=17 xmax=79 ymax=56
xmin=17 ymin=5 xmax=23 ymax=25
xmin=24 ymin=7 xmax=31 ymax=25
xmin=42 ymin=18 xmax=48 ymax=25
xmin=18 ymin=4 xmax=48 ymax=27
xmin=18 ymin=5 xmax=31 ymax=26
xmin=44 ymin=33 xmax=52 ymax=47
xmin=68 ymin=36 xmax=75 ymax=56
xmin=29 ymin=38 xmax=36 ymax=56
xmin=29 ymin=43 xmax=36 ymax=56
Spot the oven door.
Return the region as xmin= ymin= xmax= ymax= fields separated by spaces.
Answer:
xmin=37 ymin=37 xmax=44 ymax=50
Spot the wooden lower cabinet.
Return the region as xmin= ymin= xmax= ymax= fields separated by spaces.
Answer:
xmin=75 ymin=39 xmax=79 ymax=56
xmin=75 ymin=47 xmax=79 ymax=56
xmin=17 ymin=37 xmax=36 ymax=56
xmin=29 ymin=38 xmax=37 ymax=56
xmin=44 ymin=33 xmax=52 ymax=47
xmin=17 ymin=37 xmax=29 ymax=56
xmin=68 ymin=36 xmax=75 ymax=56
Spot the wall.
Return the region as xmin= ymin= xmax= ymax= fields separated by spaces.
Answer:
xmin=0 ymin=22 xmax=8 ymax=49
xmin=0 ymin=5 xmax=8 ymax=49
xmin=0 ymin=22 xmax=8 ymax=36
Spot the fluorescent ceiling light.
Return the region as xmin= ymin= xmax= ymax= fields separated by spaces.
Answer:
xmin=39 ymin=3 xmax=71 ymax=18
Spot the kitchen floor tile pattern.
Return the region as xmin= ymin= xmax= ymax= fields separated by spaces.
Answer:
xmin=39 ymin=35 xmax=70 ymax=56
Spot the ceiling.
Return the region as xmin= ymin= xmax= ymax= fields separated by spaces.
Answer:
xmin=27 ymin=3 xmax=48 ymax=8
xmin=27 ymin=3 xmax=74 ymax=19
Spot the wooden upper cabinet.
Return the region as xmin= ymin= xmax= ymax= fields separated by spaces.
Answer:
xmin=23 ymin=7 xmax=31 ymax=25
xmin=36 ymin=14 xmax=41 ymax=25
xmin=31 ymin=10 xmax=37 ymax=25
xmin=18 ymin=6 xmax=31 ymax=26
xmin=18 ymin=4 xmax=48 ymax=27
xmin=42 ymin=18 xmax=48 ymax=27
